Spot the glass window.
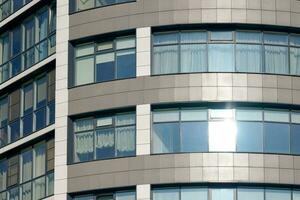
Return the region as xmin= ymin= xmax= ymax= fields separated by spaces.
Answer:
xmin=95 ymin=128 xmax=114 ymax=159
xmin=74 ymin=131 xmax=94 ymax=162
xmin=12 ymin=0 xmax=23 ymax=12
xmin=153 ymin=111 xmax=179 ymax=122
xmin=75 ymin=56 xmax=94 ymax=86
xmin=291 ymin=125 xmax=300 ymax=154
xmin=236 ymin=109 xmax=263 ymax=121
xmin=236 ymin=44 xmax=262 ymax=73
xmin=153 ymin=122 xmax=180 ymax=154
xmin=290 ymin=35 xmax=300 ymax=46
xmin=181 ymin=44 xmax=207 ymax=73
xmin=0 ymin=97 xmax=8 ymax=127
xmin=76 ymin=0 xmax=94 ymax=11
xmin=181 ymin=110 xmax=207 ymax=121
xmin=116 ymin=37 xmax=135 ymax=50
xmin=293 ymin=191 xmax=300 ymax=200
xmin=116 ymin=49 xmax=136 ymax=79
xmin=115 ymin=191 xmax=136 ymax=200
xmin=46 ymin=173 xmax=54 ymax=196
xmin=264 ymin=110 xmax=289 ymax=122
xmin=96 ymin=53 xmax=115 ymax=82
xmin=0 ymin=192 xmax=6 ymax=200
xmin=36 ymin=76 xmax=47 ymax=108
xmin=7 ymin=156 xmax=18 ymax=187
xmin=153 ymin=45 xmax=179 ymax=75
xmin=265 ymin=45 xmax=289 ymax=74
xmin=153 ymin=189 xmax=180 ymax=200
xmin=76 ymin=44 xmax=94 ymax=57
xmin=74 ymin=119 xmax=94 ymax=132
xmin=0 ymin=34 xmax=9 ymax=64
xmin=181 ymin=122 xmax=208 ymax=152
xmin=21 ymin=149 xmax=32 ymax=183
xmin=236 ymin=32 xmax=262 ymax=43
xmin=33 ymin=176 xmax=45 ymax=200
xmin=34 ymin=143 xmax=45 ymax=178
xmin=49 ymin=5 xmax=56 ymax=34
xmin=9 ymin=120 xmax=20 ymax=143
xmin=237 ymin=122 xmax=263 ymax=152
xmin=210 ymin=31 xmax=233 ymax=41
xmin=290 ymin=47 xmax=300 ymax=75
xmin=265 ymin=189 xmax=291 ymax=200
xmin=292 ymin=112 xmax=300 ymax=124
xmin=23 ymin=83 xmax=33 ymax=113
xmin=24 ymin=18 xmax=35 ymax=49
xmin=181 ymin=188 xmax=208 ymax=200
xmin=237 ymin=188 xmax=264 ymax=200
xmin=209 ymin=120 xmax=237 ymax=152
xmin=21 ymin=182 xmax=31 ymax=200
xmin=8 ymin=187 xmax=18 ymax=200
xmin=116 ymin=113 xmax=135 ymax=126
xmin=116 ymin=126 xmax=135 ymax=157
xmin=37 ymin=10 xmax=48 ymax=41
xmin=264 ymin=33 xmax=288 ymax=45
xmin=211 ymin=189 xmax=234 ymax=200
xmin=74 ymin=196 xmax=94 ymax=200
xmin=12 ymin=27 xmax=22 ymax=56
xmin=181 ymin=32 xmax=207 ymax=43
xmin=153 ymin=33 xmax=178 ymax=45
xmin=208 ymin=44 xmax=234 ymax=72
xmin=0 ymin=160 xmax=7 ymax=191
xmin=264 ymin=123 xmax=290 ymax=153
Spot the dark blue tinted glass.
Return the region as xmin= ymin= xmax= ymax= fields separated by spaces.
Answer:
xmin=96 ymin=58 xmax=115 ymax=82
xmin=264 ymin=122 xmax=290 ymax=153
xmin=181 ymin=122 xmax=208 ymax=152
xmin=153 ymin=122 xmax=180 ymax=153
xmin=11 ymin=56 xmax=21 ymax=76
xmin=116 ymin=50 xmax=136 ymax=79
xmin=10 ymin=120 xmax=20 ymax=142
xmin=35 ymin=108 xmax=46 ymax=130
xmin=24 ymin=48 xmax=35 ymax=69
xmin=23 ymin=114 xmax=33 ymax=136
xmin=38 ymin=40 xmax=48 ymax=61
xmin=237 ymin=122 xmax=263 ymax=152
xmin=291 ymin=124 xmax=300 ymax=154
xmin=13 ymin=0 xmax=23 ymax=12
xmin=12 ymin=27 xmax=22 ymax=56
xmin=48 ymin=101 xmax=55 ymax=124
xmin=0 ymin=127 xmax=7 ymax=147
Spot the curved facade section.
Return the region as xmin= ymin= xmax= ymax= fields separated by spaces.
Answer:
xmin=69 ymin=0 xmax=300 ymax=40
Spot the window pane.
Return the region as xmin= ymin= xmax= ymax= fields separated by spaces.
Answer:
xmin=0 ymin=97 xmax=8 ymax=127
xmin=96 ymin=117 xmax=113 ymax=127
xmin=181 ymin=44 xmax=207 ymax=73
xmin=95 ymin=128 xmax=114 ymax=159
xmin=24 ymin=84 xmax=33 ymax=114
xmin=154 ymin=33 xmax=178 ymax=45
xmin=76 ymin=0 xmax=94 ymax=11
xmin=76 ymin=44 xmax=94 ymax=57
xmin=236 ymin=109 xmax=263 ymax=121
xmin=209 ymin=121 xmax=236 ymax=151
xmin=264 ymin=33 xmax=288 ymax=45
xmin=266 ymin=189 xmax=291 ymax=200
xmin=0 ymin=127 xmax=7 ymax=147
xmin=75 ymin=56 xmax=94 ymax=86
xmin=37 ymin=40 xmax=48 ymax=61
xmin=74 ymin=119 xmax=94 ymax=132
xmin=21 ymin=149 xmax=32 ymax=182
xmin=37 ymin=76 xmax=47 ymax=108
xmin=237 ymin=188 xmax=264 ymax=200
xmin=24 ymin=19 xmax=35 ymax=49
xmin=0 ymin=192 xmax=6 ymax=200
xmin=153 ymin=45 xmax=179 ymax=75
xmin=290 ymin=47 xmax=300 ymax=75
xmin=11 ymin=56 xmax=21 ymax=76
xmin=116 ymin=49 xmax=136 ymax=79
xmin=290 ymin=35 xmax=300 ymax=46
xmin=208 ymin=44 xmax=234 ymax=72
xmin=74 ymin=196 xmax=94 ymax=200
xmin=8 ymin=187 xmax=18 ymax=200
xmin=97 ymin=41 xmax=113 ymax=51
xmin=74 ymin=131 xmax=94 ymax=162
xmin=236 ymin=44 xmax=262 ymax=73
xmin=293 ymin=191 xmax=300 ymax=200
xmin=1 ymin=34 xmax=9 ymax=64
xmin=210 ymin=109 xmax=234 ymax=119
xmin=116 ymin=113 xmax=135 ymax=126
xmin=35 ymin=107 xmax=46 ymax=130
xmin=7 ymin=156 xmax=18 ymax=187
xmin=10 ymin=120 xmax=20 ymax=142
xmin=181 ymin=122 xmax=208 ymax=152
xmin=265 ymin=46 xmax=288 ymax=74
xmin=153 ymin=122 xmax=180 ymax=153
xmin=153 ymin=111 xmax=179 ymax=122
xmin=34 ymin=143 xmax=45 ymax=177
xmin=264 ymin=123 xmax=290 ymax=153
xmin=181 ymin=32 xmax=207 ymax=43
xmin=0 ymin=160 xmax=7 ymax=191
xmin=291 ymin=125 xmax=300 ymax=154
xmin=292 ymin=112 xmax=300 ymax=124
xmin=13 ymin=0 xmax=23 ymax=12
xmin=116 ymin=37 xmax=135 ymax=50
xmin=115 ymin=191 xmax=136 ymax=200
xmin=153 ymin=189 xmax=180 ymax=200
xmin=181 ymin=109 xmax=207 ymax=121
xmin=211 ymin=189 xmax=234 ymax=200
xmin=236 ymin=32 xmax=262 ymax=43
xmin=38 ymin=10 xmax=48 ymax=41
xmin=181 ymin=188 xmax=208 ymax=200
xmin=12 ymin=27 xmax=21 ymax=56
xmin=264 ymin=110 xmax=289 ymax=122
xmin=46 ymin=173 xmax=54 ymax=196
xmin=33 ymin=176 xmax=45 ymax=200
xmin=237 ymin=122 xmax=263 ymax=152
xmin=96 ymin=53 xmax=115 ymax=82
xmin=211 ymin=31 xmax=233 ymax=41
xmin=21 ymin=182 xmax=31 ymax=200
xmin=116 ymin=126 xmax=135 ymax=157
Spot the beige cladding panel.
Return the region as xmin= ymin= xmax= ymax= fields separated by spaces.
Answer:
xmin=69 ymin=0 xmax=300 ymax=40
xmin=67 ymin=153 xmax=300 ymax=193
xmin=68 ymin=73 xmax=300 ymax=116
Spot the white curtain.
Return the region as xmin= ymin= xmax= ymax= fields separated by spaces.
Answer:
xmin=236 ymin=44 xmax=261 ymax=73
xmin=95 ymin=129 xmax=114 ymax=149
xmin=75 ymin=131 xmax=94 ymax=162
xmin=34 ymin=177 xmax=45 ymax=200
xmin=116 ymin=114 xmax=135 ymax=126
xmin=34 ymin=144 xmax=45 ymax=178
xmin=181 ymin=44 xmax=207 ymax=72
xmin=75 ymin=119 xmax=93 ymax=132
xmin=115 ymin=126 xmax=135 ymax=155
xmin=22 ymin=183 xmax=32 ymax=200
xmin=265 ymin=45 xmax=288 ymax=74
xmin=153 ymin=45 xmax=179 ymax=75
xmin=290 ymin=47 xmax=300 ymax=75
xmin=208 ymin=44 xmax=234 ymax=72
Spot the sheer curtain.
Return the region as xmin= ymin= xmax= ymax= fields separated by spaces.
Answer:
xmin=95 ymin=129 xmax=114 ymax=158
xmin=75 ymin=119 xmax=94 ymax=132
xmin=264 ymin=45 xmax=288 ymax=74
xmin=181 ymin=44 xmax=207 ymax=72
xmin=290 ymin=47 xmax=300 ymax=75
xmin=115 ymin=126 xmax=135 ymax=156
xmin=153 ymin=45 xmax=178 ymax=75
xmin=75 ymin=131 xmax=94 ymax=162
xmin=236 ymin=44 xmax=261 ymax=72
xmin=116 ymin=114 xmax=135 ymax=126
xmin=208 ymin=44 xmax=234 ymax=72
